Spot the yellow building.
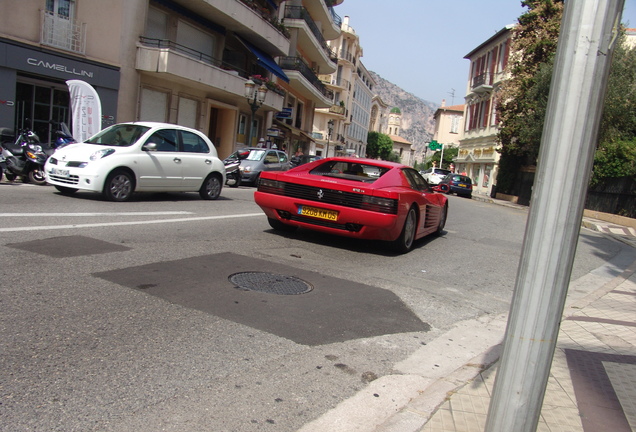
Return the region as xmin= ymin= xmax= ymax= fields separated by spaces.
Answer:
xmin=456 ymin=25 xmax=513 ymax=196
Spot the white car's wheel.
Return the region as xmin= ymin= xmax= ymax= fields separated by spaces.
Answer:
xmin=199 ymin=174 xmax=222 ymax=200
xmin=103 ymin=170 xmax=134 ymax=202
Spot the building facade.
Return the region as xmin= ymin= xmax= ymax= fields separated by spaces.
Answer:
xmin=313 ymin=15 xmax=373 ymax=158
xmin=456 ymin=25 xmax=513 ymax=196
xmin=0 ymin=0 xmax=343 ymax=160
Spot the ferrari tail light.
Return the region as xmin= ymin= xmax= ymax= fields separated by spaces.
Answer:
xmin=360 ymin=195 xmax=398 ymax=214
xmin=258 ymin=178 xmax=285 ymax=195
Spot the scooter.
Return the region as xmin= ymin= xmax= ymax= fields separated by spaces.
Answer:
xmin=224 ymin=149 xmax=250 ymax=188
xmin=1 ymin=122 xmax=75 ymax=185
xmin=1 ymin=127 xmax=47 ymax=184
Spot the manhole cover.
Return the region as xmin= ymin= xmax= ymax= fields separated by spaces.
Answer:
xmin=229 ymin=272 xmax=313 ymax=295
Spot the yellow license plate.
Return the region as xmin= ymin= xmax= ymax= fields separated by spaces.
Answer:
xmin=459 ymin=184 xmax=467 ymax=187
xmin=298 ymin=205 xmax=339 ymax=221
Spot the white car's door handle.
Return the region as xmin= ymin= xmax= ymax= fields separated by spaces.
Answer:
xmin=173 ymin=157 xmax=181 ymax=163
xmin=205 ymin=159 xmax=212 ymax=164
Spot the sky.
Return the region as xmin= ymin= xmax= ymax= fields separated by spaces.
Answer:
xmin=334 ymin=0 xmax=636 ymax=106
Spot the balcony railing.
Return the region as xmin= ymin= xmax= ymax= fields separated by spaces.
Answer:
xmin=338 ymin=50 xmax=356 ymax=65
xmin=329 ymin=7 xmax=342 ymax=28
xmin=279 ymin=56 xmax=334 ymax=100
xmin=41 ymin=11 xmax=86 ymax=54
xmin=284 ymin=6 xmax=337 ymax=63
xmin=471 ymin=72 xmax=494 ymax=91
xmin=140 ymin=37 xmax=254 ymax=76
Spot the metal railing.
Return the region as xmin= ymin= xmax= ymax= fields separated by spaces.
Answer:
xmin=284 ymin=6 xmax=337 ymax=63
xmin=279 ymin=56 xmax=334 ymax=100
xmin=139 ymin=37 xmax=250 ymax=78
xmin=41 ymin=11 xmax=86 ymax=54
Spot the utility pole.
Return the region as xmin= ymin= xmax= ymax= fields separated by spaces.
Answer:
xmin=485 ymin=1 xmax=624 ymax=431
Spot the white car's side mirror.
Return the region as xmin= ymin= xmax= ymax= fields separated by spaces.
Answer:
xmin=143 ymin=142 xmax=157 ymax=151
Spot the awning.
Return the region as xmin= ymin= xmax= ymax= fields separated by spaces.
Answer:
xmin=237 ymin=37 xmax=289 ymax=83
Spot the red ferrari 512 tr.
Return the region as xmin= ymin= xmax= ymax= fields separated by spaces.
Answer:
xmin=254 ymin=157 xmax=448 ymax=253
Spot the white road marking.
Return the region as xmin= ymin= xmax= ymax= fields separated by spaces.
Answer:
xmin=0 ymin=212 xmax=193 ymax=217
xmin=0 ymin=213 xmax=263 ymax=232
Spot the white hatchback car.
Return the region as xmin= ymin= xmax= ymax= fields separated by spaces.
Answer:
xmin=45 ymin=122 xmax=226 ymax=201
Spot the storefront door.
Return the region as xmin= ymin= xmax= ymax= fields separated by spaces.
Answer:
xmin=15 ymin=79 xmax=69 ymax=144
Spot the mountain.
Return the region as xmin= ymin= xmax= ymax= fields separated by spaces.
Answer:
xmin=369 ymin=70 xmax=439 ymax=159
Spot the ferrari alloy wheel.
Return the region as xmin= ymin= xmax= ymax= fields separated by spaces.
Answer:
xmin=436 ymin=203 xmax=448 ymax=236
xmin=391 ymin=206 xmax=417 ymax=253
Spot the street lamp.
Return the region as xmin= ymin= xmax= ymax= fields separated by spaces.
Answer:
xmin=326 ymin=119 xmax=334 ymax=157
xmin=244 ymin=79 xmax=268 ymax=147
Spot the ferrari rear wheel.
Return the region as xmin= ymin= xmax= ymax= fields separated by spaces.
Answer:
xmin=391 ymin=206 xmax=417 ymax=253
xmin=268 ymin=217 xmax=297 ymax=232
xmin=436 ymin=203 xmax=448 ymax=236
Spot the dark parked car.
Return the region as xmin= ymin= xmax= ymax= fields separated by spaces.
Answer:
xmin=438 ymin=174 xmax=473 ymax=198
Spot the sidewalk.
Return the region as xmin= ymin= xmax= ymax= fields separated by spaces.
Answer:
xmin=377 ymin=196 xmax=636 ymax=432
xmin=299 ymin=196 xmax=636 ymax=432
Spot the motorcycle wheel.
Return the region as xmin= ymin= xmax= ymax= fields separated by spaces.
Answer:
xmin=229 ymin=174 xmax=240 ymax=188
xmin=28 ymin=168 xmax=47 ymax=185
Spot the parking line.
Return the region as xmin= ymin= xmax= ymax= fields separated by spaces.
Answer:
xmin=0 ymin=213 xmax=263 ymax=232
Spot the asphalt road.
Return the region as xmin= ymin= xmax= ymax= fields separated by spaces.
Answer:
xmin=0 ymin=180 xmax=633 ymax=431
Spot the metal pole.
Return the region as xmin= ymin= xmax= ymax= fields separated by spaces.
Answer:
xmin=485 ymin=1 xmax=624 ymax=431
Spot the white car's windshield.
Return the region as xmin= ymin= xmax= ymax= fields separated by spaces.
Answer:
xmin=85 ymin=125 xmax=150 ymax=147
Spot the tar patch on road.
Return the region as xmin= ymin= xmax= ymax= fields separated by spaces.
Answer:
xmin=7 ymin=235 xmax=131 ymax=257
xmin=94 ymin=253 xmax=430 ymax=346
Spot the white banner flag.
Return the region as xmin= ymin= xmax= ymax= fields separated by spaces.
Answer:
xmin=66 ymin=80 xmax=102 ymax=142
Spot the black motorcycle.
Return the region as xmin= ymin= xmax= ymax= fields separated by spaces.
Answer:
xmin=0 ymin=127 xmax=49 ymax=184
xmin=1 ymin=122 xmax=74 ymax=185
xmin=224 ymin=149 xmax=250 ymax=188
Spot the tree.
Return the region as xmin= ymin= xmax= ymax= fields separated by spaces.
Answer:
xmin=366 ymin=131 xmax=394 ymax=160
xmin=496 ymin=0 xmax=564 ymax=193
xmin=428 ymin=146 xmax=458 ymax=170
xmin=496 ymin=0 xmax=636 ymax=193
xmin=592 ymin=32 xmax=636 ymax=184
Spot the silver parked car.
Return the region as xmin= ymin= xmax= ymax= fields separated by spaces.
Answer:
xmin=239 ymin=148 xmax=290 ymax=185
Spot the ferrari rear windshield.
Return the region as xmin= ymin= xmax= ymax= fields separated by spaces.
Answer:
xmin=309 ymin=160 xmax=390 ymax=183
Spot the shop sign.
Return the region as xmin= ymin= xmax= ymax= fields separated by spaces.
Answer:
xmin=276 ymin=107 xmax=292 ymax=119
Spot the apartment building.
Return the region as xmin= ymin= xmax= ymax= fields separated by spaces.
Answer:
xmin=0 ymin=0 xmax=342 ymax=159
xmin=314 ymin=15 xmax=374 ymax=158
xmin=456 ymin=24 xmax=513 ymax=196
xmin=432 ymin=100 xmax=464 ymax=148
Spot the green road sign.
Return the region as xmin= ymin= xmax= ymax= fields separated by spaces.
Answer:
xmin=429 ymin=140 xmax=442 ymax=150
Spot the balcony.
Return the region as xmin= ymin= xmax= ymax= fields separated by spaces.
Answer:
xmin=170 ymin=0 xmax=289 ymax=56
xmin=279 ymin=56 xmax=334 ymax=107
xmin=40 ymin=11 xmax=86 ymax=54
xmin=303 ymin=1 xmax=341 ymax=39
xmin=284 ymin=6 xmax=337 ymax=73
xmin=470 ymin=72 xmax=494 ymax=93
xmin=137 ymin=37 xmax=283 ymax=110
